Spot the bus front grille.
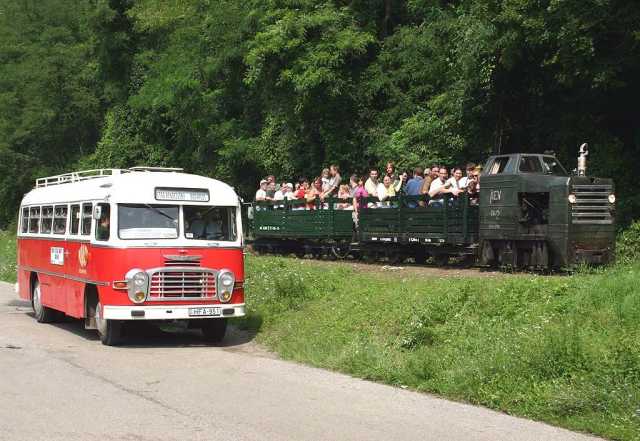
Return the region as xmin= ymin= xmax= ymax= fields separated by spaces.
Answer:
xmin=571 ymin=184 xmax=613 ymax=225
xmin=148 ymin=268 xmax=216 ymax=300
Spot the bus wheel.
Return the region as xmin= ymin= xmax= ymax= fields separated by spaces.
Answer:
xmin=201 ymin=318 xmax=227 ymax=343
xmin=95 ymin=302 xmax=123 ymax=346
xmin=32 ymin=278 xmax=58 ymax=323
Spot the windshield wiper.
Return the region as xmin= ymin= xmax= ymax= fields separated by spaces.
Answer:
xmin=143 ymin=204 xmax=177 ymax=222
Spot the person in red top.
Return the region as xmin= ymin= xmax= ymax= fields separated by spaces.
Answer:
xmin=307 ymin=177 xmax=324 ymax=209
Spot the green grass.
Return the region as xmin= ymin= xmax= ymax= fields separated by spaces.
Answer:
xmin=0 ymin=230 xmax=16 ymax=283
xmin=239 ymin=256 xmax=640 ymax=441
xmin=0 ymin=229 xmax=637 ymax=439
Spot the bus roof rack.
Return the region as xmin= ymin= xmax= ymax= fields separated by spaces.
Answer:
xmin=129 ymin=166 xmax=184 ymax=172
xmin=35 ymin=169 xmax=125 ymax=188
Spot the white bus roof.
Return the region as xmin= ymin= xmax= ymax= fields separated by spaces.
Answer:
xmin=21 ymin=169 xmax=239 ymax=206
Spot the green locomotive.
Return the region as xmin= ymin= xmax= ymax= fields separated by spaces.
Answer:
xmin=249 ymin=145 xmax=616 ymax=269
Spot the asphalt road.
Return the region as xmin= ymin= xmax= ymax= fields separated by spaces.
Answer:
xmin=0 ymin=281 xmax=601 ymax=441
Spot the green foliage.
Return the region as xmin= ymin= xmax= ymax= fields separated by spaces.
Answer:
xmin=1 ymin=0 xmax=640 ymax=224
xmin=242 ymin=255 xmax=640 ymax=440
xmin=616 ymin=221 xmax=640 ymax=265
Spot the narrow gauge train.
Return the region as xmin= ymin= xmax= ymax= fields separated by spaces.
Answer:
xmin=249 ymin=147 xmax=616 ymax=269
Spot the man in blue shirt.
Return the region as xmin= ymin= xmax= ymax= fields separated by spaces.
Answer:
xmin=405 ymin=167 xmax=424 ymax=208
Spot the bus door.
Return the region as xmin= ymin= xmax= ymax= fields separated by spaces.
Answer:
xmin=62 ymin=202 xmax=95 ymax=318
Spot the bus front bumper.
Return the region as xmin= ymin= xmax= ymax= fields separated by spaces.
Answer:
xmin=102 ymin=303 xmax=246 ymax=320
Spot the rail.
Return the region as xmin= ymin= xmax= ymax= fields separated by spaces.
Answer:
xmin=35 ymin=166 xmax=185 ymax=188
xmin=35 ymin=169 xmax=126 ymax=188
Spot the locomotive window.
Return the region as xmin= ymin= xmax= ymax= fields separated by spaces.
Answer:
xmin=21 ymin=208 xmax=29 ymax=233
xmin=53 ymin=205 xmax=68 ymax=235
xmin=29 ymin=207 xmax=40 ymax=233
xmin=70 ymin=204 xmax=80 ymax=235
xmin=184 ymin=206 xmax=237 ymax=241
xmin=541 ymin=156 xmax=568 ymax=176
xmin=519 ymin=156 xmax=543 ymax=173
xmin=488 ymin=157 xmax=510 ymax=174
xmin=41 ymin=206 xmax=53 ymax=234
xmin=81 ymin=203 xmax=93 ymax=236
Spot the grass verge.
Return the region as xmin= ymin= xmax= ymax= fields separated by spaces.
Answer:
xmin=0 ymin=230 xmax=16 ymax=283
xmin=239 ymin=256 xmax=640 ymax=441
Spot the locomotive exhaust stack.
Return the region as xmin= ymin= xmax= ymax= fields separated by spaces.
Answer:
xmin=577 ymin=143 xmax=588 ymax=176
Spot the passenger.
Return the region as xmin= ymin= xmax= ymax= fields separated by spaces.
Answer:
xmin=321 ymin=168 xmax=331 ymax=192
xmin=429 ymin=167 xmax=462 ymax=207
xmin=308 ymin=177 xmax=325 ymax=209
xmin=336 ymin=184 xmax=353 ymax=210
xmin=364 ymin=169 xmax=381 ymax=197
xmin=405 ymin=167 xmax=423 ymax=196
xmin=255 ymin=179 xmax=269 ymax=201
xmin=353 ymin=176 xmax=369 ymax=210
xmin=420 ymin=165 xmax=439 ymax=198
xmin=284 ymin=183 xmax=296 ymax=200
xmin=293 ymin=178 xmax=309 ymax=210
xmin=378 ymin=175 xmax=396 ymax=207
xmin=385 ymin=161 xmax=402 ymax=192
xmin=323 ymin=164 xmax=342 ymax=198
xmin=348 ymin=174 xmax=359 ymax=197
xmin=397 ymin=171 xmax=409 ymax=193
xmin=459 ymin=163 xmax=475 ymax=189
xmin=266 ymin=175 xmax=279 ymax=192
xmin=266 ymin=181 xmax=277 ymax=200
xmin=446 ymin=168 xmax=463 ymax=192
xmin=273 ymin=184 xmax=287 ymax=209
xmin=405 ymin=167 xmax=424 ymax=208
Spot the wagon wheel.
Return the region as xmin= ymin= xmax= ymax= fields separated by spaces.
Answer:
xmin=434 ymin=254 xmax=449 ymax=266
xmin=414 ymin=250 xmax=427 ymax=265
xmin=331 ymin=243 xmax=351 ymax=260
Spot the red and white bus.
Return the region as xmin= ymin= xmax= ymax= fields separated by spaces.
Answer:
xmin=16 ymin=167 xmax=245 ymax=345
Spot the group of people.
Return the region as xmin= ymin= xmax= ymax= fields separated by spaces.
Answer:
xmin=254 ymin=161 xmax=482 ymax=211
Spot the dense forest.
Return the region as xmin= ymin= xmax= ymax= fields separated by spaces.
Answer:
xmin=1 ymin=0 xmax=639 ymax=227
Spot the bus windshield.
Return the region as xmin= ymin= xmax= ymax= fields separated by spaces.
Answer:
xmin=184 ymin=206 xmax=237 ymax=241
xmin=118 ymin=204 xmax=179 ymax=239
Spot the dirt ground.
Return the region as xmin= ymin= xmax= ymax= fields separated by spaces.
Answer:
xmin=272 ymin=255 xmax=513 ymax=279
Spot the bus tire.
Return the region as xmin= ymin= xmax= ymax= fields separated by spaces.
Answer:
xmin=96 ymin=302 xmax=123 ymax=346
xmin=32 ymin=278 xmax=58 ymax=323
xmin=201 ymin=318 xmax=227 ymax=343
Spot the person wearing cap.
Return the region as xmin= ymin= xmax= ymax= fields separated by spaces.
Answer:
xmin=255 ymin=179 xmax=269 ymax=201
xmin=284 ymin=183 xmax=296 ymax=200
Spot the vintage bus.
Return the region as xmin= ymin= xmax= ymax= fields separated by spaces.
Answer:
xmin=16 ymin=167 xmax=245 ymax=345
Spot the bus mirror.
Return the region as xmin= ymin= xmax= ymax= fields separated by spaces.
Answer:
xmin=93 ymin=205 xmax=102 ymax=220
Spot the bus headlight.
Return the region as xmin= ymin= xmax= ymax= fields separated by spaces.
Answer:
xmin=568 ymin=194 xmax=577 ymax=204
xmin=608 ymin=194 xmax=616 ymax=204
xmin=217 ymin=269 xmax=235 ymax=303
xmin=125 ymin=269 xmax=148 ymax=304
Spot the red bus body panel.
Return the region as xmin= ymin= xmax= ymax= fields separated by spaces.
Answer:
xmin=17 ymin=237 xmax=245 ymax=319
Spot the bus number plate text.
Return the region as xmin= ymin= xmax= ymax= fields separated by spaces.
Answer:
xmin=189 ymin=307 xmax=221 ymax=317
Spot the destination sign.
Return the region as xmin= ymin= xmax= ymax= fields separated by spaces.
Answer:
xmin=155 ymin=187 xmax=210 ymax=202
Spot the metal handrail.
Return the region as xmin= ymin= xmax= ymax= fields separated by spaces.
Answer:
xmin=34 ymin=169 xmax=127 ymax=188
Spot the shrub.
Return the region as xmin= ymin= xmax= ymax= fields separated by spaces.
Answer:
xmin=616 ymin=221 xmax=640 ymax=264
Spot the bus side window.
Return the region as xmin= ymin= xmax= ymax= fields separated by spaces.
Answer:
xmin=70 ymin=204 xmax=80 ymax=235
xmin=54 ymin=205 xmax=68 ymax=235
xmin=21 ymin=207 xmax=29 ymax=234
xmin=29 ymin=207 xmax=40 ymax=233
xmin=95 ymin=203 xmax=110 ymax=241
xmin=81 ymin=203 xmax=93 ymax=236
xmin=41 ymin=206 xmax=54 ymax=234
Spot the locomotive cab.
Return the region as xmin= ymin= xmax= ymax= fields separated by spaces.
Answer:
xmin=479 ymin=152 xmax=615 ymax=269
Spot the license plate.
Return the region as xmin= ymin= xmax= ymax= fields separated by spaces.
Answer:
xmin=188 ymin=307 xmax=221 ymax=317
